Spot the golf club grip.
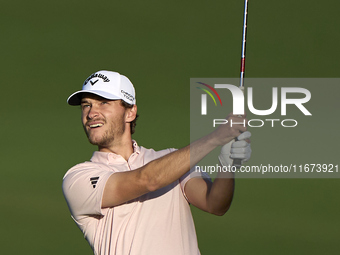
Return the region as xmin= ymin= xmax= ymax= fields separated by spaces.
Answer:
xmin=233 ymin=158 xmax=242 ymax=169
xmin=232 ymin=136 xmax=242 ymax=169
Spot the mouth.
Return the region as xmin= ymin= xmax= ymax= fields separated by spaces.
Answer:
xmin=88 ymin=122 xmax=104 ymax=129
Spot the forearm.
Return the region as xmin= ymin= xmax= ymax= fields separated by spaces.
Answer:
xmin=206 ymin=171 xmax=235 ymax=216
xmin=142 ymin=132 xmax=222 ymax=191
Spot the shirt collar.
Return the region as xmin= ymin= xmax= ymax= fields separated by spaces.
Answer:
xmin=91 ymin=140 xmax=140 ymax=164
xmin=132 ymin=140 xmax=140 ymax=154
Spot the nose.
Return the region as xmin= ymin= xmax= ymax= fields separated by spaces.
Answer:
xmin=87 ymin=106 xmax=99 ymax=120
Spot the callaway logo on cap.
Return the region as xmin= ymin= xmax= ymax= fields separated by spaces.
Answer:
xmin=67 ymin=70 xmax=136 ymax=105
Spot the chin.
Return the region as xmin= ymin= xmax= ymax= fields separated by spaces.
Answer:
xmin=87 ymin=134 xmax=104 ymax=145
xmin=88 ymin=134 xmax=114 ymax=147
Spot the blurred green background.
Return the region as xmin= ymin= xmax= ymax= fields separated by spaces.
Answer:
xmin=1 ymin=0 xmax=339 ymax=254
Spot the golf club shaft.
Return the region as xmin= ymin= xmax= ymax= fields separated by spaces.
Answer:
xmin=240 ymin=0 xmax=248 ymax=89
xmin=233 ymin=0 xmax=249 ymax=169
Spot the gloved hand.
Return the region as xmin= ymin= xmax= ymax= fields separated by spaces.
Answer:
xmin=218 ymin=131 xmax=252 ymax=167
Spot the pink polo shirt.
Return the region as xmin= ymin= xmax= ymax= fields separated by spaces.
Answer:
xmin=62 ymin=141 xmax=208 ymax=255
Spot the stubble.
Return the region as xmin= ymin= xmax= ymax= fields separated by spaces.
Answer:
xmin=84 ymin=115 xmax=126 ymax=148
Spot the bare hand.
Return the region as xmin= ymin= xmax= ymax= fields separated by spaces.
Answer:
xmin=211 ymin=113 xmax=248 ymax=146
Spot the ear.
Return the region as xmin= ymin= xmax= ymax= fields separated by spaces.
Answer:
xmin=125 ymin=104 xmax=137 ymax=123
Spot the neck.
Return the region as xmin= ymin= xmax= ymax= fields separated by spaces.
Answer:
xmin=98 ymin=134 xmax=134 ymax=161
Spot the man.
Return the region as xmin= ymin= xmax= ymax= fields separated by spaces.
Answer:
xmin=62 ymin=70 xmax=251 ymax=255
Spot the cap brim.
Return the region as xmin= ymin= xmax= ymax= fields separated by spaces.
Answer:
xmin=67 ymin=90 xmax=122 ymax=105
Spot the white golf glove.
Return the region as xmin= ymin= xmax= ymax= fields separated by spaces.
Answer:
xmin=218 ymin=131 xmax=252 ymax=167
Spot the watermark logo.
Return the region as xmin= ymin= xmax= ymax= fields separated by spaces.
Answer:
xmin=198 ymin=84 xmax=311 ymax=116
xmin=193 ymin=79 xmax=312 ymax=128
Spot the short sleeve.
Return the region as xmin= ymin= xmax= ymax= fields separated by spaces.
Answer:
xmin=179 ymin=166 xmax=211 ymax=201
xmin=165 ymin=148 xmax=211 ymax=200
xmin=62 ymin=163 xmax=113 ymax=217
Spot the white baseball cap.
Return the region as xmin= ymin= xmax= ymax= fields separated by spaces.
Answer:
xmin=67 ymin=70 xmax=136 ymax=105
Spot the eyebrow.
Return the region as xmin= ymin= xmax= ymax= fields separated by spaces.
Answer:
xmin=80 ymin=99 xmax=90 ymax=104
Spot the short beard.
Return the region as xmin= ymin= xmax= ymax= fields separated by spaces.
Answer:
xmin=84 ymin=116 xmax=126 ymax=148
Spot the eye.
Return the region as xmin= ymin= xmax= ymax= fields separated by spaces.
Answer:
xmin=101 ymin=101 xmax=109 ymax=105
xmin=81 ymin=104 xmax=90 ymax=109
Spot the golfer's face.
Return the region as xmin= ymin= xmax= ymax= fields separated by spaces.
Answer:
xmin=80 ymin=94 xmax=126 ymax=147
